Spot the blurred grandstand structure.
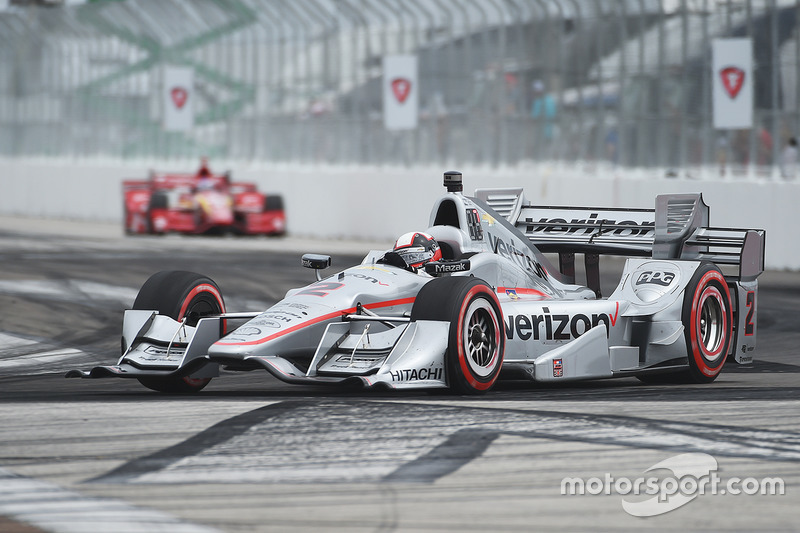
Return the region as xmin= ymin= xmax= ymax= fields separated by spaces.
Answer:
xmin=1 ymin=0 xmax=799 ymax=176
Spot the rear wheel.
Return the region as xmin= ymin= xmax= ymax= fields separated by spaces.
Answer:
xmin=147 ymin=192 xmax=169 ymax=234
xmin=123 ymin=203 xmax=133 ymax=234
xmin=131 ymin=271 xmax=225 ymax=393
xmin=264 ymin=194 xmax=284 ymax=211
xmin=682 ymin=262 xmax=732 ymax=383
xmin=636 ymin=263 xmax=732 ymax=385
xmin=411 ymin=277 xmax=504 ymax=394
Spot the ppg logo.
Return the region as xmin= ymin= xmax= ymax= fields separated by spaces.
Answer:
xmin=636 ymin=271 xmax=675 ymax=287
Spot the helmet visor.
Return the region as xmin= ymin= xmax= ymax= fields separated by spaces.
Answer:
xmin=396 ymin=247 xmax=434 ymax=267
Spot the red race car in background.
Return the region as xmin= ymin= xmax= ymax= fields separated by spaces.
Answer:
xmin=123 ymin=160 xmax=286 ymax=236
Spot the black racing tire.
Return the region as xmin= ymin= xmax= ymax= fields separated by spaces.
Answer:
xmin=132 ymin=271 xmax=225 ymax=393
xmin=680 ymin=262 xmax=733 ymax=383
xmin=123 ymin=204 xmax=132 ymax=235
xmin=147 ymin=192 xmax=169 ymax=235
xmin=411 ymin=276 xmax=504 ymax=394
xmin=635 ymin=371 xmax=685 ymax=384
xmin=149 ymin=192 xmax=169 ymax=209
xmin=264 ymin=194 xmax=284 ymax=211
xmin=145 ymin=210 xmax=161 ymax=235
xmin=136 ymin=374 xmax=214 ymax=394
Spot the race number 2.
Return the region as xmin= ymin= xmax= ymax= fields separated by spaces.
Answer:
xmin=297 ymin=282 xmax=344 ymax=297
xmin=744 ymin=291 xmax=755 ymax=336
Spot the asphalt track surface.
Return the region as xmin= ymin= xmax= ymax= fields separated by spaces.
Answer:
xmin=0 ymin=216 xmax=798 ymax=532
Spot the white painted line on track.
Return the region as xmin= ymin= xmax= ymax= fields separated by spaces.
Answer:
xmin=0 ymin=332 xmax=38 ymax=351
xmin=0 ymin=280 xmax=138 ymax=305
xmin=0 ymin=348 xmax=87 ymax=372
xmin=0 ymin=332 xmax=92 ymax=374
xmin=0 ymin=467 xmax=222 ymax=533
xmin=119 ymin=401 xmax=800 ymax=485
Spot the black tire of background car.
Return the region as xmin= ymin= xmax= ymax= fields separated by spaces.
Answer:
xmin=411 ymin=276 xmax=505 ymax=394
xmin=123 ymin=203 xmax=133 ymax=235
xmin=130 ymin=270 xmax=226 ymax=393
xmin=149 ymin=192 xmax=169 ymax=209
xmin=147 ymin=192 xmax=169 ymax=234
xmin=264 ymin=195 xmax=284 ymax=211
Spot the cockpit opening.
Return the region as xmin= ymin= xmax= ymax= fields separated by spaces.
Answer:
xmin=432 ymin=199 xmax=460 ymax=228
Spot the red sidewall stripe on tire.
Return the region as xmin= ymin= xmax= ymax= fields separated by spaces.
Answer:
xmin=178 ymin=283 xmax=223 ymax=389
xmin=690 ymin=270 xmax=731 ymax=377
xmin=456 ymin=285 xmax=502 ymax=391
xmin=178 ymin=283 xmax=226 ymax=320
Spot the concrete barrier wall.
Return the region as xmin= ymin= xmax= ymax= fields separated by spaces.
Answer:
xmin=0 ymin=158 xmax=795 ymax=270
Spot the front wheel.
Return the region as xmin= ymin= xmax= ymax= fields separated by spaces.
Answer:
xmin=137 ymin=375 xmax=213 ymax=394
xmin=131 ymin=270 xmax=226 ymax=393
xmin=411 ymin=277 xmax=505 ymax=394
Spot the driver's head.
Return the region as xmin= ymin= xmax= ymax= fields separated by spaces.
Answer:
xmin=393 ymin=231 xmax=442 ymax=269
xmin=198 ymin=157 xmax=211 ymax=177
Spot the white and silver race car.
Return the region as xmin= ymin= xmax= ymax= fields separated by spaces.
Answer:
xmin=67 ymin=171 xmax=765 ymax=394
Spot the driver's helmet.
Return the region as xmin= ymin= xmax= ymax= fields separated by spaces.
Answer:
xmin=393 ymin=231 xmax=442 ymax=269
xmin=197 ymin=157 xmax=211 ymax=177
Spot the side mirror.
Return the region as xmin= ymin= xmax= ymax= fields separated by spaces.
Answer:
xmin=302 ymin=254 xmax=332 ymax=281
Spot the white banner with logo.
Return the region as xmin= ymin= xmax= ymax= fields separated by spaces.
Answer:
xmin=383 ymin=55 xmax=418 ymax=131
xmin=712 ymin=38 xmax=753 ymax=130
xmin=163 ymin=66 xmax=194 ymax=132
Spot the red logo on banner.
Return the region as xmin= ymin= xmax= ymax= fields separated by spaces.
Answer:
xmin=720 ymin=66 xmax=745 ymax=99
xmin=391 ymin=78 xmax=412 ymax=104
xmin=171 ymin=87 xmax=189 ymax=109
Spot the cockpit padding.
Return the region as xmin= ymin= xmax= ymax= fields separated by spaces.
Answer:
xmin=426 ymin=225 xmax=467 ymax=261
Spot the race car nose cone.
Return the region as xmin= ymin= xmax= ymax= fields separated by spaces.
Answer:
xmin=208 ymin=340 xmax=252 ymax=357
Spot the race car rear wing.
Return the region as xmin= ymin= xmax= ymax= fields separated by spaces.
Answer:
xmin=474 ymin=188 xmax=765 ymax=288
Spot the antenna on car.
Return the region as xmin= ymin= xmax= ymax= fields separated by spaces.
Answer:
xmin=443 ymin=170 xmax=463 ymax=193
